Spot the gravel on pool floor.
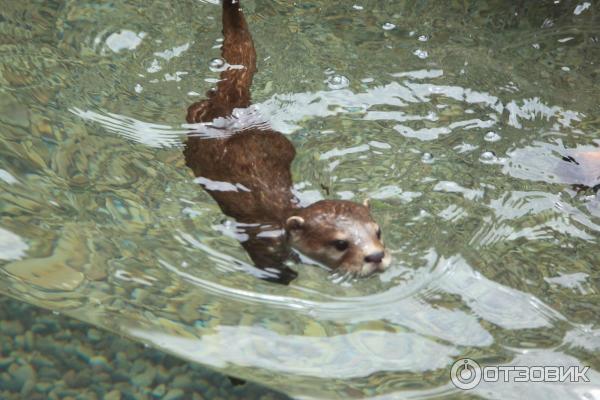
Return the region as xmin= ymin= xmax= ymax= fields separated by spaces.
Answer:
xmin=0 ymin=296 xmax=292 ymax=400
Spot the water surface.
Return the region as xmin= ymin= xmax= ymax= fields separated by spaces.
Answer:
xmin=1 ymin=1 xmax=599 ymax=398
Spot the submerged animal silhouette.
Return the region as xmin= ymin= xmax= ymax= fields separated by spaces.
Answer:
xmin=184 ymin=0 xmax=390 ymax=284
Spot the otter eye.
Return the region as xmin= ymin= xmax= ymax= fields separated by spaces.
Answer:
xmin=376 ymin=227 xmax=382 ymax=240
xmin=331 ymin=240 xmax=349 ymax=251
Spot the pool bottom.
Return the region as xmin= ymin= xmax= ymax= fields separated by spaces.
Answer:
xmin=0 ymin=295 xmax=292 ymax=400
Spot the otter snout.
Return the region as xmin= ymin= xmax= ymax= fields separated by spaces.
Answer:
xmin=364 ymin=251 xmax=385 ymax=264
xmin=360 ymin=248 xmax=391 ymax=276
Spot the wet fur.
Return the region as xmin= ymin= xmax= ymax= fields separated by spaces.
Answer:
xmin=184 ymin=0 xmax=388 ymax=283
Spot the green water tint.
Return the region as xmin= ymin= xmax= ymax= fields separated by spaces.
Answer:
xmin=1 ymin=0 xmax=599 ymax=398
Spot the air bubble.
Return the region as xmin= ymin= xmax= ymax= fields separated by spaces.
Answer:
xmin=418 ymin=35 xmax=429 ymax=42
xmin=484 ymin=131 xmax=501 ymax=142
xmin=382 ymin=23 xmax=396 ymax=31
xmin=413 ymin=49 xmax=428 ymax=59
xmin=326 ymin=74 xmax=349 ymax=90
xmin=209 ymin=57 xmax=225 ymax=72
xmin=479 ymin=151 xmax=498 ymax=163
xmin=421 ymin=152 xmax=434 ymax=163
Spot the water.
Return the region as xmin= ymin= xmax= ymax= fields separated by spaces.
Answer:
xmin=1 ymin=0 xmax=599 ymax=398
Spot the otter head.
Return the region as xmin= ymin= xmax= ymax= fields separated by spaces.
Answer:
xmin=285 ymin=199 xmax=391 ymax=277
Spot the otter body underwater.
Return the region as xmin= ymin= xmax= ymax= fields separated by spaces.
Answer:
xmin=183 ymin=0 xmax=390 ymax=284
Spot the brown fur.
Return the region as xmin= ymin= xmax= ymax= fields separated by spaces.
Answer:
xmin=184 ymin=0 xmax=389 ymax=283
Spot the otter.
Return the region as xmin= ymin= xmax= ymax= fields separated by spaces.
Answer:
xmin=184 ymin=0 xmax=390 ymax=284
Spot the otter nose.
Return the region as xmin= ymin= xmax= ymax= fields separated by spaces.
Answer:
xmin=364 ymin=251 xmax=385 ymax=264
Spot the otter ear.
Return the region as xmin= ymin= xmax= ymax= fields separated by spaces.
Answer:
xmin=285 ymin=216 xmax=305 ymax=231
xmin=363 ymin=198 xmax=371 ymax=209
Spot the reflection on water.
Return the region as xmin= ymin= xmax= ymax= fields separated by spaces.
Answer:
xmin=0 ymin=0 xmax=599 ymax=398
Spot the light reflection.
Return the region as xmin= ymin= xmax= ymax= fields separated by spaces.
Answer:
xmin=0 ymin=227 xmax=29 ymax=261
xmin=70 ymin=107 xmax=185 ymax=148
xmin=2 ymin=1 xmax=599 ymax=397
xmin=130 ymin=325 xmax=459 ymax=378
xmin=105 ymin=30 xmax=146 ymax=53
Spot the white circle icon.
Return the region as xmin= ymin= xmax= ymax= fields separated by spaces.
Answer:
xmin=450 ymin=358 xmax=482 ymax=390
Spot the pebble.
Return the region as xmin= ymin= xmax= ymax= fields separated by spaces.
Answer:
xmin=155 ymin=365 xmax=171 ymax=384
xmin=75 ymin=345 xmax=94 ymax=362
xmin=31 ymin=354 xmax=54 ymax=368
xmin=1 ymin=372 xmax=17 ymax=391
xmin=8 ymin=363 xmax=36 ymax=395
xmin=34 ymin=382 xmax=52 ymax=393
xmin=38 ymin=366 xmax=61 ymax=380
xmin=21 ymin=378 xmax=35 ymax=397
xmin=13 ymin=335 xmax=25 ymax=349
xmin=89 ymin=356 xmax=112 ymax=371
xmin=104 ymin=389 xmax=122 ymax=400
xmin=63 ymin=370 xmax=78 ymax=388
xmin=171 ymin=374 xmax=193 ymax=389
xmin=114 ymin=352 xmax=130 ymax=370
xmin=0 ymin=357 xmax=14 ymax=369
xmin=163 ymin=388 xmax=185 ymax=400
xmin=64 ymin=369 xmax=92 ymax=388
xmin=131 ymin=368 xmax=156 ymax=388
xmin=87 ymin=329 xmax=102 ymax=342
xmin=152 ymin=384 xmax=166 ymax=398
xmin=24 ymin=331 xmax=35 ymax=350
xmin=0 ymin=320 xmax=24 ymax=336
xmin=131 ymin=359 xmax=147 ymax=374
xmin=93 ymin=372 xmax=110 ymax=383
xmin=112 ymin=369 xmax=132 ymax=383
xmin=31 ymin=320 xmax=59 ymax=334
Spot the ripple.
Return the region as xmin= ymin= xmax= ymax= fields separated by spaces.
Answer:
xmin=70 ymin=107 xmax=186 ymax=148
xmin=2 ymin=0 xmax=600 ymax=398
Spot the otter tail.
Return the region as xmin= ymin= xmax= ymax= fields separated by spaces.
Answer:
xmin=187 ymin=0 xmax=257 ymax=123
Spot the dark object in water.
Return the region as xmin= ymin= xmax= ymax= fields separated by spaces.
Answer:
xmin=228 ymin=376 xmax=247 ymax=386
xmin=560 ymin=151 xmax=600 ymax=192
